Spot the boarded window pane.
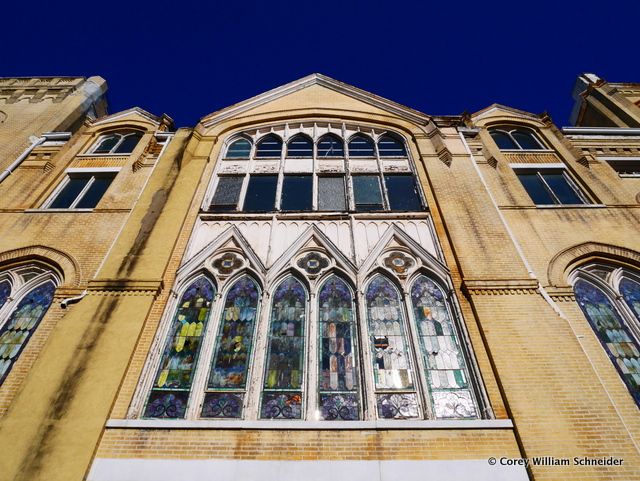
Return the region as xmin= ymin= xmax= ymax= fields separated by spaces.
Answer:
xmin=287 ymin=135 xmax=313 ymax=157
xmin=353 ymin=176 xmax=383 ymax=211
xmin=49 ymin=177 xmax=90 ymax=208
xmin=255 ymin=135 xmax=282 ymax=158
xmin=75 ymin=174 xmax=116 ymax=208
xmin=385 ymin=175 xmax=422 ymax=211
xmin=317 ymin=135 xmax=344 ymax=157
xmin=281 ymin=175 xmax=312 ymax=211
xmin=243 ymin=175 xmax=278 ymax=212
xmin=542 ymin=173 xmax=584 ymax=204
xmin=348 ymin=135 xmax=375 ymax=157
xmin=516 ymin=173 xmax=555 ymax=204
xmin=318 ymin=177 xmax=346 ymax=211
xmin=378 ymin=135 xmax=406 ymax=157
xmin=211 ymin=177 xmax=243 ymax=211
xmin=226 ymin=139 xmax=251 ymax=158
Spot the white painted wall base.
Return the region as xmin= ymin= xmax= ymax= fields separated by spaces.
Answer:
xmin=88 ymin=458 xmax=529 ymax=481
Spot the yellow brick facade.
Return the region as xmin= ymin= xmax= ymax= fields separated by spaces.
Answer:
xmin=0 ymin=73 xmax=638 ymax=481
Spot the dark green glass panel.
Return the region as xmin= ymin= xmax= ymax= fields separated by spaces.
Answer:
xmin=385 ymin=174 xmax=422 ymax=211
xmin=353 ymin=175 xmax=383 ymax=211
xmin=226 ymin=139 xmax=251 ymax=158
xmin=281 ymin=175 xmax=312 ymax=211
xmin=243 ymin=175 xmax=277 ymax=212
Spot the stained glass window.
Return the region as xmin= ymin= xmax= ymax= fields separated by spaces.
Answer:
xmin=0 ymin=282 xmax=55 ymax=385
xmin=411 ymin=276 xmax=477 ymax=419
xmin=144 ymin=276 xmax=215 ymax=419
xmin=318 ymin=276 xmax=360 ymax=420
xmin=0 ymin=280 xmax=10 ymax=310
xmin=575 ymin=280 xmax=640 ymax=406
xmin=202 ymin=276 xmax=260 ymax=419
xmin=366 ymin=275 xmax=419 ymax=419
xmin=620 ymin=278 xmax=640 ymax=321
xmin=261 ymin=276 xmax=306 ymax=419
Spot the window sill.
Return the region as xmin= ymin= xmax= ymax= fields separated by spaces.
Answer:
xmin=499 ymin=149 xmax=555 ymax=153
xmin=499 ymin=204 xmax=606 ymax=210
xmin=200 ymin=211 xmax=431 ymax=220
xmin=76 ymin=153 xmax=133 ymax=158
xmin=25 ymin=208 xmax=94 ymax=213
xmin=106 ymin=418 xmax=512 ymax=430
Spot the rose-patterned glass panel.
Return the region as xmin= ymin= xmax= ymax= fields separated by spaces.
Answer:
xmin=575 ymin=280 xmax=640 ymax=406
xmin=620 ymin=278 xmax=640 ymax=321
xmin=366 ymin=276 xmax=415 ymax=391
xmin=410 ymin=275 xmax=477 ymax=419
xmin=201 ymin=393 xmax=244 ymax=419
xmin=0 ymin=280 xmax=11 ymax=310
xmin=144 ymin=276 xmax=215 ymax=418
xmin=261 ymin=276 xmax=306 ymax=419
xmin=203 ymin=276 xmax=260 ymax=419
xmin=0 ymin=282 xmax=55 ymax=385
xmin=317 ymin=276 xmax=360 ymax=420
xmin=376 ymin=393 xmax=419 ymax=419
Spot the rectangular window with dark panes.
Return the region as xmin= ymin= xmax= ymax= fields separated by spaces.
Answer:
xmin=605 ymin=159 xmax=640 ymax=177
xmin=210 ymin=176 xmax=243 ymax=211
xmin=46 ymin=172 xmax=117 ymax=209
xmin=243 ymin=175 xmax=278 ymax=212
xmin=318 ymin=176 xmax=346 ymax=211
xmin=281 ymin=175 xmax=313 ymax=211
xmin=384 ymin=174 xmax=422 ymax=211
xmin=353 ymin=175 xmax=384 ymax=211
xmin=516 ymin=169 xmax=587 ymax=205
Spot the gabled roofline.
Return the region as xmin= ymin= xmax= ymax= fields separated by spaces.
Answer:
xmin=91 ymin=107 xmax=174 ymax=129
xmin=470 ymin=103 xmax=544 ymax=122
xmin=200 ymin=73 xmax=431 ymax=127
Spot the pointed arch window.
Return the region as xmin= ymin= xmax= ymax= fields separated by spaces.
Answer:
xmin=410 ymin=275 xmax=477 ymax=419
xmin=287 ymin=134 xmax=313 ymax=157
xmin=225 ymin=138 xmax=252 ymax=159
xmin=489 ymin=127 xmax=545 ymax=150
xmin=318 ymin=276 xmax=360 ymax=420
xmin=378 ymin=134 xmax=407 ymax=157
xmin=348 ymin=134 xmax=375 ymax=157
xmin=144 ymin=276 xmax=215 ymax=419
xmin=255 ymin=134 xmax=282 ymax=158
xmin=0 ymin=266 xmax=57 ymax=386
xmin=261 ymin=276 xmax=306 ymax=419
xmin=573 ymin=266 xmax=640 ymax=407
xmin=317 ymin=134 xmax=344 ymax=158
xmin=91 ymin=131 xmax=143 ymax=154
xmin=202 ymin=276 xmax=260 ymax=419
xmin=366 ymin=275 xmax=419 ymax=419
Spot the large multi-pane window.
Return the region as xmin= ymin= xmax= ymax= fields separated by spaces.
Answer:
xmin=489 ymin=127 xmax=546 ymax=150
xmin=89 ymin=131 xmax=143 ymax=155
xmin=572 ymin=264 xmax=640 ymax=407
xmin=515 ymin=168 xmax=588 ymax=206
xmin=0 ymin=265 xmax=58 ymax=385
xmin=140 ymin=258 xmax=482 ymax=421
xmin=207 ymin=126 xmax=424 ymax=213
xmin=44 ymin=170 xmax=118 ymax=210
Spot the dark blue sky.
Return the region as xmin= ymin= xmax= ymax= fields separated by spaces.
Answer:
xmin=3 ymin=0 xmax=639 ymax=127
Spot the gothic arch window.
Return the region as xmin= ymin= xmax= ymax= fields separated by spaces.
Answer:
xmin=144 ymin=276 xmax=215 ymax=419
xmin=225 ymin=138 xmax=252 ymax=159
xmin=286 ymin=134 xmax=313 ymax=158
xmin=260 ymin=276 xmax=307 ymax=419
xmin=366 ymin=274 xmax=420 ymax=419
xmin=201 ymin=275 xmax=260 ymax=419
xmin=572 ymin=265 xmax=640 ymax=406
xmin=410 ymin=275 xmax=477 ymax=418
xmin=0 ymin=265 xmax=58 ymax=385
xmin=348 ymin=134 xmax=375 ymax=157
xmin=90 ymin=130 xmax=143 ymax=154
xmin=378 ymin=134 xmax=407 ymax=157
xmin=317 ymin=134 xmax=344 ymax=158
xmin=317 ymin=275 xmax=361 ymax=420
xmin=489 ymin=126 xmax=545 ymax=150
xmin=255 ymin=134 xmax=283 ymax=158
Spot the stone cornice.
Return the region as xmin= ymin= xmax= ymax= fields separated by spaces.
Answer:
xmin=462 ymin=278 xmax=539 ymax=295
xmin=87 ymin=278 xmax=164 ymax=296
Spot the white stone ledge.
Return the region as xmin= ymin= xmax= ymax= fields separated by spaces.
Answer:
xmin=105 ymin=418 xmax=513 ymax=430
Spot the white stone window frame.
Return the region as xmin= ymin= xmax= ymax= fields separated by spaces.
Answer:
xmin=85 ymin=130 xmax=144 ymax=156
xmin=130 ymin=246 xmax=489 ymax=423
xmin=489 ymin=126 xmax=552 ymax=152
xmin=510 ymin=163 xmax=592 ymax=206
xmin=203 ymin=122 xmax=424 ymax=214
xmin=41 ymin=167 xmax=121 ymax=211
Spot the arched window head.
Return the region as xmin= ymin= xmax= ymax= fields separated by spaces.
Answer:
xmin=317 ymin=276 xmax=360 ymax=420
xmin=261 ymin=276 xmax=306 ymax=419
xmin=378 ymin=134 xmax=407 ymax=157
xmin=365 ymin=275 xmax=419 ymax=419
xmin=202 ymin=276 xmax=260 ymax=419
xmin=144 ymin=276 xmax=215 ymax=419
xmin=410 ymin=275 xmax=477 ymax=419
xmin=226 ymin=138 xmax=252 ymax=159
xmin=0 ymin=273 xmax=56 ymax=385
xmin=489 ymin=127 xmax=544 ymax=150
xmin=287 ymin=134 xmax=313 ymax=158
xmin=317 ymin=134 xmax=344 ymax=158
xmin=348 ymin=134 xmax=375 ymax=157
xmin=92 ymin=131 xmax=143 ymax=154
xmin=255 ymin=134 xmax=282 ymax=158
xmin=573 ymin=266 xmax=640 ymax=407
